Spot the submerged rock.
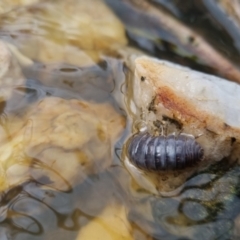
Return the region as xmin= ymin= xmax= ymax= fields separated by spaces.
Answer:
xmin=0 ymin=97 xmax=125 ymax=192
xmin=76 ymin=201 xmax=133 ymax=240
xmin=0 ymin=0 xmax=127 ymax=66
xmin=0 ymin=40 xmax=25 ymax=101
xmin=0 ymin=0 xmax=40 ymax=14
xmin=124 ymin=55 xmax=240 ymax=193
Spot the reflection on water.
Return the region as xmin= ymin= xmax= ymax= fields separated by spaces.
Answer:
xmin=23 ymin=60 xmax=116 ymax=102
xmin=1 ymin=112 xmax=240 ymax=240
xmin=0 ymin=54 xmax=128 ymax=239
xmin=128 ymin=161 xmax=240 ymax=239
xmin=0 ymin=0 xmax=240 ymax=240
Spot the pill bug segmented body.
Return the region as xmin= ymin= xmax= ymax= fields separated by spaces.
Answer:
xmin=127 ymin=132 xmax=204 ymax=170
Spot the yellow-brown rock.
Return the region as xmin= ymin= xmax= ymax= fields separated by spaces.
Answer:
xmin=0 ymin=97 xmax=125 ymax=191
xmin=0 ymin=40 xmax=25 ymax=101
xmin=76 ymin=202 xmax=133 ymax=240
xmin=0 ymin=0 xmax=127 ymax=66
xmin=0 ymin=0 xmax=40 ymax=14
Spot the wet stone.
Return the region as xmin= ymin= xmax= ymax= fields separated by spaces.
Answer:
xmin=0 ymin=0 xmax=127 ymax=66
xmin=0 ymin=97 xmax=125 ymax=192
xmin=124 ymin=55 xmax=240 ymax=193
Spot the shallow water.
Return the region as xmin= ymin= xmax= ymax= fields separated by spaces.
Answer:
xmin=0 ymin=0 xmax=240 ymax=240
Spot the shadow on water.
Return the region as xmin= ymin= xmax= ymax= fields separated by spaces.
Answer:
xmin=0 ymin=49 xmax=239 ymax=240
xmin=126 ymin=160 xmax=240 ymax=239
xmin=0 ymin=56 xmax=129 ymax=239
xmin=0 ymin=165 xmax=133 ymax=240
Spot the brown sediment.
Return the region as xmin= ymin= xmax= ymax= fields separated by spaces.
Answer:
xmin=156 ymin=86 xmax=205 ymax=124
xmin=154 ymin=85 xmax=240 ymax=139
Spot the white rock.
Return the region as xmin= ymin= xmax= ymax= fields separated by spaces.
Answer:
xmin=124 ymin=55 xmax=240 ymax=192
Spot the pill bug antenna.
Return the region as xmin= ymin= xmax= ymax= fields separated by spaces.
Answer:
xmin=161 ymin=120 xmax=168 ymax=136
xmin=195 ymin=133 xmax=204 ymax=139
xmin=160 ymin=124 xmax=164 ymax=136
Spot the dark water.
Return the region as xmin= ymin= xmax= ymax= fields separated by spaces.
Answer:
xmin=0 ymin=0 xmax=240 ymax=240
xmin=106 ymin=0 xmax=240 ymax=77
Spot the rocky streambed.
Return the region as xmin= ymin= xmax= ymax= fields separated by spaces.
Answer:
xmin=0 ymin=0 xmax=240 ymax=240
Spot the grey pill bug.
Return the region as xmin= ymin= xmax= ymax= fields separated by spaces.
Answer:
xmin=127 ymin=132 xmax=204 ymax=171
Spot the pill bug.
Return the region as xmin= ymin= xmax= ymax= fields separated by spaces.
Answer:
xmin=127 ymin=132 xmax=204 ymax=170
